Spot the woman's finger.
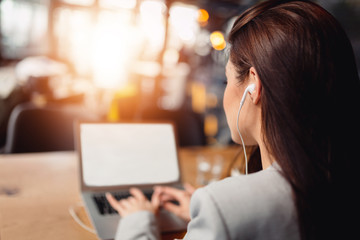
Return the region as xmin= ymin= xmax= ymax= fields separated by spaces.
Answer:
xmin=151 ymin=187 xmax=161 ymax=211
xmin=120 ymin=197 xmax=135 ymax=208
xmin=163 ymin=201 xmax=182 ymax=216
xmin=161 ymin=186 xmax=188 ymax=201
xmin=154 ymin=186 xmax=176 ymax=202
xmin=127 ymin=196 xmax=137 ymax=204
xmin=129 ymin=187 xmax=146 ymax=201
xmin=159 ymin=193 xmax=176 ymax=202
xmin=106 ymin=192 xmax=121 ymax=211
xmin=106 ymin=192 xmax=126 ymax=216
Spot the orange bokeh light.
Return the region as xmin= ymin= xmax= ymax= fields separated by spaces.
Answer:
xmin=197 ymin=9 xmax=209 ymax=24
xmin=210 ymin=31 xmax=226 ymax=51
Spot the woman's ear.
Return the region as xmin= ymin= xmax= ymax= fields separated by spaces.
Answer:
xmin=249 ymin=67 xmax=262 ymax=104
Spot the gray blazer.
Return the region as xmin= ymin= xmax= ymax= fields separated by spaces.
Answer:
xmin=115 ymin=165 xmax=300 ymax=240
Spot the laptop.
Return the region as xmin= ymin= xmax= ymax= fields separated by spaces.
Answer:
xmin=75 ymin=121 xmax=187 ymax=240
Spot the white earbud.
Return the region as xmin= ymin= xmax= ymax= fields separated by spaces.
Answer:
xmin=239 ymin=84 xmax=256 ymax=110
xmin=236 ymin=83 xmax=255 ymax=175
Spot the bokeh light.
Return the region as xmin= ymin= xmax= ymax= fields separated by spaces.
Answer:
xmin=210 ymin=31 xmax=226 ymax=51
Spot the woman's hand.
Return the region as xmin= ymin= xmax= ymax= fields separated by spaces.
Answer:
xmin=105 ymin=183 xmax=196 ymax=221
xmin=106 ymin=188 xmax=161 ymax=218
xmin=154 ymin=183 xmax=196 ymax=222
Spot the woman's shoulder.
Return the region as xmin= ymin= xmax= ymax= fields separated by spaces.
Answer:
xmin=190 ymin=165 xmax=299 ymax=239
xmin=206 ymin=164 xmax=291 ymax=201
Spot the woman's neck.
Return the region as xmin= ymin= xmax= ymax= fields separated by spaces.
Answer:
xmin=258 ymin=140 xmax=275 ymax=170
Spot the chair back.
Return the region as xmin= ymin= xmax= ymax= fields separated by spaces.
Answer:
xmin=4 ymin=102 xmax=95 ymax=153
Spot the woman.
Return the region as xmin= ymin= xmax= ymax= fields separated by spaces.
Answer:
xmin=107 ymin=0 xmax=360 ymax=239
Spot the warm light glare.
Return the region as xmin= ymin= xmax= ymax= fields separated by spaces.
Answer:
xmin=108 ymin=97 xmax=120 ymax=122
xmin=100 ymin=0 xmax=136 ymax=9
xmin=191 ymin=82 xmax=206 ymax=113
xmin=114 ymin=84 xmax=138 ymax=98
xmin=169 ymin=4 xmax=198 ymax=43
xmin=55 ymin=9 xmax=93 ymax=75
xmin=204 ymin=114 xmax=218 ymax=137
xmin=139 ymin=0 xmax=166 ymax=56
xmin=210 ymin=31 xmax=226 ymax=51
xmin=206 ymin=93 xmax=218 ymax=108
xmin=197 ymin=9 xmax=209 ymax=25
xmin=163 ymin=48 xmax=179 ymax=65
xmin=53 ymin=0 xmax=168 ymax=89
xmin=107 ymin=84 xmax=138 ymax=122
xmin=140 ymin=0 xmax=165 ymax=17
xmin=61 ymin=0 xmax=95 ymax=6
xmin=21 ymin=0 xmax=204 ymax=90
xmin=92 ymin=12 xmax=139 ymax=88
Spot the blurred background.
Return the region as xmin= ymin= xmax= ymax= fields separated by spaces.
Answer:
xmin=0 ymin=0 xmax=359 ymax=153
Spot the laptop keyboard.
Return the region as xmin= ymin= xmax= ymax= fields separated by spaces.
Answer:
xmin=92 ymin=190 xmax=153 ymax=215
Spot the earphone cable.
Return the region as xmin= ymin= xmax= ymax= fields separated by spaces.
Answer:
xmin=236 ymin=101 xmax=248 ymax=175
xmin=68 ymin=203 xmax=96 ymax=234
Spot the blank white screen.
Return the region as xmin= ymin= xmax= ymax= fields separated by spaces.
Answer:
xmin=80 ymin=123 xmax=180 ymax=186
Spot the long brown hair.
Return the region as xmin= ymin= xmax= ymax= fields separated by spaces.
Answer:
xmin=228 ymin=1 xmax=360 ymax=239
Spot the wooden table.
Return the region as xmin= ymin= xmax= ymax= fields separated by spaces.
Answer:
xmin=0 ymin=146 xmax=242 ymax=240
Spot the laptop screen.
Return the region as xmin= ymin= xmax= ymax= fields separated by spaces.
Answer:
xmin=79 ymin=123 xmax=180 ymax=187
